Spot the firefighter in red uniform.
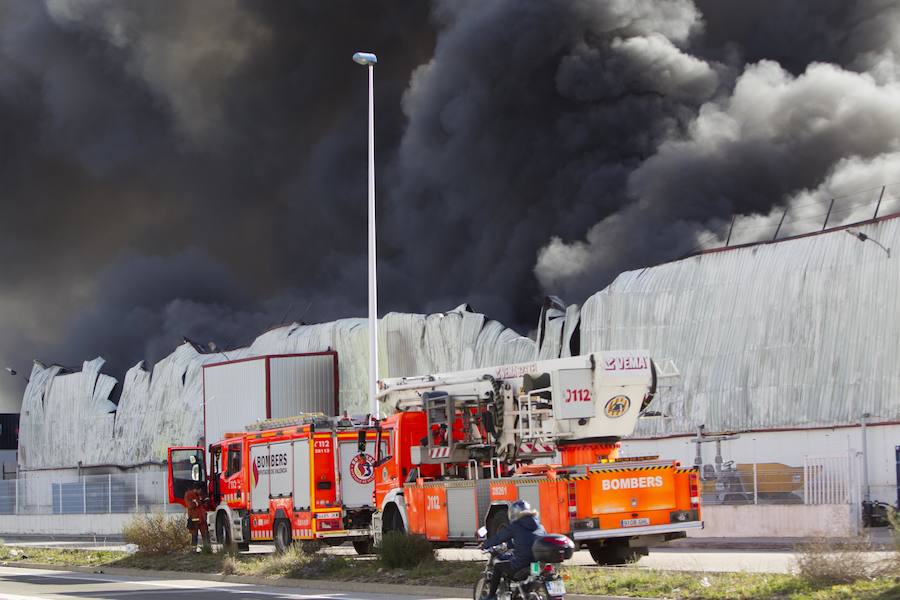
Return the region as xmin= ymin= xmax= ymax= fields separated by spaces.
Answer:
xmin=184 ymin=484 xmax=210 ymax=551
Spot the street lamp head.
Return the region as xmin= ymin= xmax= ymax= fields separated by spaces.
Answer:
xmin=5 ymin=367 xmax=16 ymax=376
xmin=353 ymin=52 xmax=378 ymax=66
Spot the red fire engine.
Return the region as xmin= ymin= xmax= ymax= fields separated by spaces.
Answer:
xmin=371 ymin=351 xmax=702 ymax=565
xmin=168 ymin=414 xmax=379 ymax=553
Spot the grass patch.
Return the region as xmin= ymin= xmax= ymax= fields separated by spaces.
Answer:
xmin=1 ymin=543 xmax=898 ymax=599
xmin=561 ymin=567 xmax=900 ymax=599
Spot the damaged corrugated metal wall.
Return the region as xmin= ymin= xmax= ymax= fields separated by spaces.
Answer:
xmin=581 ymin=216 xmax=900 ymax=437
xmin=19 ymin=306 xmax=540 ymax=471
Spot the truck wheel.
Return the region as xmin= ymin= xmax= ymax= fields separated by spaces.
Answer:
xmin=487 ymin=510 xmax=509 ymax=539
xmin=587 ymin=541 xmax=642 ymax=565
xmin=273 ymin=520 xmax=292 ymax=554
xmin=353 ymin=539 xmax=373 ymax=555
xmin=383 ymin=505 xmax=406 ymax=534
xmin=216 ymin=512 xmax=233 ymax=548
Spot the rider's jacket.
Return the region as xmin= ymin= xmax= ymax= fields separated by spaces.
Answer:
xmin=482 ymin=515 xmax=546 ymax=569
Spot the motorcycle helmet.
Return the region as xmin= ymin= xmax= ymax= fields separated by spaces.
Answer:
xmin=508 ymin=499 xmax=538 ymax=522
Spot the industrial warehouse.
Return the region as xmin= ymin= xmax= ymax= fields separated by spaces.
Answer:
xmin=1 ymin=208 xmax=898 ymax=543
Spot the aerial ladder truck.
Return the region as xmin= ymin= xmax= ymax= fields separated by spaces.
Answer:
xmin=369 ymin=351 xmax=701 ymax=565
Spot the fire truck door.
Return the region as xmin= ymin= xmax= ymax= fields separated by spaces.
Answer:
xmin=446 ymin=486 xmax=477 ymax=538
xmin=338 ymin=440 xmax=377 ymax=508
xmin=249 ymin=444 xmax=270 ymax=511
xmin=168 ymin=447 xmax=205 ymax=506
xmin=423 ymin=487 xmax=449 ymax=541
xmin=292 ymin=440 xmax=311 ymax=509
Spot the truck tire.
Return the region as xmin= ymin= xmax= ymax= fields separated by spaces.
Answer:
xmin=487 ymin=509 xmax=509 ymax=539
xmin=353 ymin=539 xmax=374 ymax=555
xmin=273 ymin=519 xmax=292 ymax=554
xmin=383 ymin=504 xmax=406 ymax=534
xmin=216 ymin=512 xmax=233 ymax=548
xmin=587 ymin=540 xmax=643 ymax=566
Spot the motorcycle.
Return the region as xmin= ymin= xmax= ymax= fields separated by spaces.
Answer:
xmin=473 ymin=527 xmax=573 ymax=600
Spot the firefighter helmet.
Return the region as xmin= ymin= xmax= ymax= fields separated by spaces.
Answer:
xmin=508 ymin=499 xmax=537 ymax=522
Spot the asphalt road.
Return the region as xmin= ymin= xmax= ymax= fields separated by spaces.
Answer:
xmin=0 ymin=566 xmax=468 ymax=600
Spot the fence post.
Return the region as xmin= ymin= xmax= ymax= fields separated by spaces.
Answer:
xmin=802 ymin=456 xmax=809 ymax=505
xmin=822 ymin=198 xmax=834 ymax=231
xmin=753 ymin=463 xmax=758 ymax=505
xmin=874 ymin=186 xmax=886 ymax=219
xmin=773 ymin=209 xmax=787 ymax=240
xmin=14 ymin=476 xmax=18 ymax=515
xmin=108 ymin=474 xmax=112 ymax=514
xmin=82 ymin=476 xmax=87 ymax=514
xmin=134 ymin=471 xmax=139 ymax=512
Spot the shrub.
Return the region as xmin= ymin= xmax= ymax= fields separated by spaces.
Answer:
xmin=0 ymin=539 xmax=8 ymax=560
xmin=795 ymin=537 xmax=890 ymax=584
xmin=123 ymin=513 xmax=192 ymax=556
xmin=221 ymin=555 xmax=238 ymax=576
xmin=378 ymin=532 xmax=434 ymax=569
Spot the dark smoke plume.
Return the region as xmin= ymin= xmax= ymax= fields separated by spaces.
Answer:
xmin=2 ymin=0 xmax=900 ymax=408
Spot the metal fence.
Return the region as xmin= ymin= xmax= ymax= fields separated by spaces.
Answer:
xmin=0 ymin=471 xmax=179 ymax=515
xmin=692 ymin=182 xmax=900 ymax=252
xmin=699 ymin=454 xmax=862 ymax=507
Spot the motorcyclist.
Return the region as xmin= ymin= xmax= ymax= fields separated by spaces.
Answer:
xmin=481 ymin=500 xmax=546 ymax=600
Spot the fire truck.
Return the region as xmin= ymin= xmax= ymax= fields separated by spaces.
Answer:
xmin=371 ymin=351 xmax=702 ymax=565
xmin=168 ymin=414 xmax=380 ymax=553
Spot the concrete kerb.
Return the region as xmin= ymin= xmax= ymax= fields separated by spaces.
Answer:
xmin=0 ymin=561 xmax=660 ymax=600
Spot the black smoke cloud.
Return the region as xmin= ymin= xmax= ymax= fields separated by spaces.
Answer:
xmin=1 ymin=0 xmax=899 ymax=402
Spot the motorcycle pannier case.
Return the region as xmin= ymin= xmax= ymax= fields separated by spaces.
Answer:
xmin=532 ymin=535 xmax=575 ymax=563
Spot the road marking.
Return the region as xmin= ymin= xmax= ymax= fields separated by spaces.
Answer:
xmin=0 ymin=568 xmax=363 ymax=599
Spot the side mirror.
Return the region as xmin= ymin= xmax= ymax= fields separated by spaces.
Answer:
xmin=191 ymin=464 xmax=202 ymax=482
xmin=477 ymin=526 xmax=488 ymax=539
xmin=357 ymin=430 xmax=366 ymax=454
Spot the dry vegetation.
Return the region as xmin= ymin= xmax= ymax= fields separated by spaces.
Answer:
xmin=122 ymin=513 xmax=191 ymax=556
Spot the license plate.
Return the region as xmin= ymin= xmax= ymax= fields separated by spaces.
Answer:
xmin=621 ymin=518 xmax=650 ymax=527
xmin=546 ymin=580 xmax=566 ymax=596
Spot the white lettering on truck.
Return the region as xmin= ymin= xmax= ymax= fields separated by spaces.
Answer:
xmin=601 ymin=475 xmax=664 ymax=491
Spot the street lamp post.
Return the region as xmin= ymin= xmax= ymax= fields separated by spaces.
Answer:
xmin=353 ymin=51 xmax=379 ymax=420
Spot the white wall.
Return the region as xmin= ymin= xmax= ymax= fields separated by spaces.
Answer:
xmin=621 ymin=422 xmax=900 ymax=504
xmin=691 ymin=504 xmax=857 ymax=538
xmin=0 ymin=513 xmax=133 ymax=537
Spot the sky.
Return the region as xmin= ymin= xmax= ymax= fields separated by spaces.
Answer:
xmin=2 ymin=0 xmax=900 ymax=410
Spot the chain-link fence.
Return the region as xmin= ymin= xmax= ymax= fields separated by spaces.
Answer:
xmin=0 ymin=471 xmax=180 ymax=515
xmin=699 ymin=454 xmax=863 ymax=507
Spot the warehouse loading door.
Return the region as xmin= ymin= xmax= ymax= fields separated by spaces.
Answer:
xmin=202 ymin=352 xmax=339 ymax=449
